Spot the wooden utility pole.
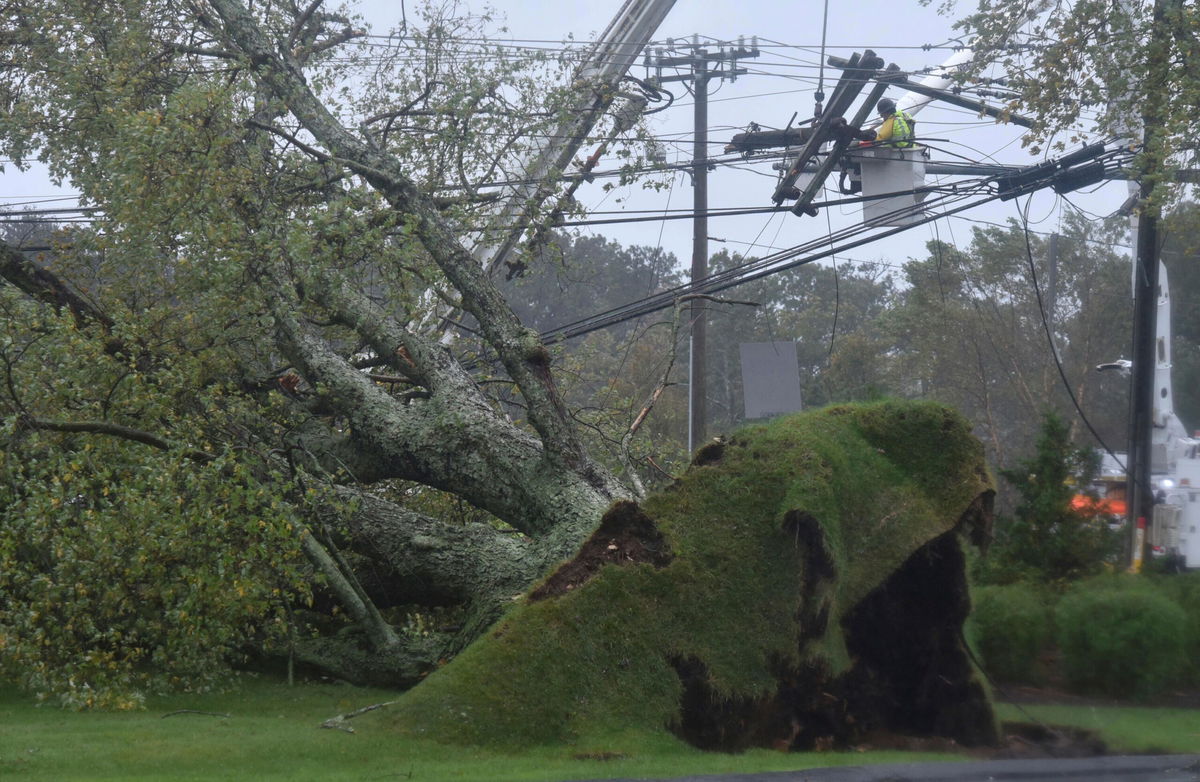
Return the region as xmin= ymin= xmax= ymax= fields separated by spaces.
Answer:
xmin=649 ymin=37 xmax=759 ymax=451
xmin=690 ymin=62 xmax=710 ymax=454
xmin=1126 ymin=0 xmax=1174 ymax=570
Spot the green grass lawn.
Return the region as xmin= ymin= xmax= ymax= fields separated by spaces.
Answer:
xmin=0 ymin=674 xmax=958 ymax=782
xmin=994 ymin=701 xmax=1200 ymax=754
xmin=3 ymin=675 xmax=1197 ymax=782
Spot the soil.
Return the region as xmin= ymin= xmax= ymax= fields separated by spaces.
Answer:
xmin=528 ymin=501 xmax=673 ymax=602
xmin=831 ymin=680 xmax=1200 ymax=760
xmin=844 ymin=721 xmax=1106 ymax=760
xmin=986 ymin=721 xmax=1109 ymax=759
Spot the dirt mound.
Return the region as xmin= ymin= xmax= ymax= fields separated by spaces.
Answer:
xmin=989 ymin=721 xmax=1108 ymax=759
xmin=843 ymin=721 xmax=1106 ymax=759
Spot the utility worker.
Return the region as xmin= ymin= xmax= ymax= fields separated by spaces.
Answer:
xmin=874 ymin=98 xmax=915 ymax=148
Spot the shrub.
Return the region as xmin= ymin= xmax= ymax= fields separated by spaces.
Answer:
xmin=969 ymin=584 xmax=1052 ymax=683
xmin=1056 ymin=582 xmax=1187 ymax=699
xmin=982 ymin=413 xmax=1121 ymax=586
xmin=1149 ymin=572 xmax=1200 ymax=685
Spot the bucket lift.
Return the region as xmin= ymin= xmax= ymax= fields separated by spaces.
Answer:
xmin=470 ymin=0 xmax=679 ymax=277
xmin=1092 ymin=261 xmax=1200 ymax=569
xmin=847 ymin=145 xmax=930 ymax=227
xmin=739 ymin=46 xmax=1030 ymax=226
xmin=765 ymin=50 xmax=932 ymax=225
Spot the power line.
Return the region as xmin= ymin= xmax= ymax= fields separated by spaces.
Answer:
xmin=531 ymin=142 xmax=1133 ymax=343
xmin=1018 ymin=197 xmax=1125 ymax=469
xmin=537 ymin=185 xmax=996 ymax=344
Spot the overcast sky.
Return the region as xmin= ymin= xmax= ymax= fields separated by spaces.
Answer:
xmin=2 ymin=0 xmax=1133 ymax=280
xmin=352 ymin=0 xmax=1130 ymax=274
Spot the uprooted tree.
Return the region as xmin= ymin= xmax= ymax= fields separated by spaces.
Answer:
xmin=1 ymin=0 xmax=999 ymax=744
xmin=1 ymin=0 xmax=649 ymax=699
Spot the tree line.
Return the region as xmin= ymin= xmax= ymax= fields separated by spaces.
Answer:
xmin=511 ymin=205 xmax=1200 ymax=492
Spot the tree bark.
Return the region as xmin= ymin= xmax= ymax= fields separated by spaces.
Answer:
xmin=331 ymin=489 xmax=548 ymax=608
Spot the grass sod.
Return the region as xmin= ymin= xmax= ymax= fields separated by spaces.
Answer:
xmin=390 ymin=400 xmax=996 ymax=750
xmin=0 ymin=677 xmax=962 ymax=782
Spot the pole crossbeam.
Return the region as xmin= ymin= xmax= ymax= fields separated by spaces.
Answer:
xmin=771 ymin=50 xmax=885 ymax=206
xmin=824 ymin=54 xmax=1035 ymax=128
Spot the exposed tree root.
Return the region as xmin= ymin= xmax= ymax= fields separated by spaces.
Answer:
xmin=529 ymin=500 xmax=673 ymax=601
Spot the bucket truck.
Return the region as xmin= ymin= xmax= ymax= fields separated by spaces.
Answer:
xmin=1095 ymin=263 xmax=1200 ymax=570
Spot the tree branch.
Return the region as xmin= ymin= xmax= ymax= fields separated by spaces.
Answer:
xmin=260 ymin=270 xmax=602 ymax=540
xmin=330 ymin=488 xmax=544 ymax=607
xmin=288 ymin=0 xmax=324 ymax=45
xmin=300 ymin=532 xmax=400 ymax=650
xmin=244 ymin=118 xmax=330 ymax=161
xmin=293 ymin=27 xmax=363 ymax=61
xmin=200 ymin=0 xmax=623 ymax=496
xmin=0 ymin=243 xmax=113 ymax=332
xmin=21 ymin=416 xmax=216 ymax=462
xmin=169 ymin=43 xmax=238 ymax=59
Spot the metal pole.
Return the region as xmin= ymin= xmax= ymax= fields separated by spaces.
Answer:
xmin=689 ymin=56 xmax=709 ymax=453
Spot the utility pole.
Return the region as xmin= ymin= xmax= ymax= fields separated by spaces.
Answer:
xmin=649 ymin=37 xmax=759 ymax=451
xmin=1126 ymin=0 xmax=1175 ymax=571
xmin=1128 ymin=204 xmax=1160 ymax=572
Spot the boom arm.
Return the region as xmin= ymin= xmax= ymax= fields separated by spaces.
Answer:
xmin=472 ymin=0 xmax=678 ymax=275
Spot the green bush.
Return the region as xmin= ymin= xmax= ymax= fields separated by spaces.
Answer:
xmin=1148 ymin=572 xmax=1200 ymax=685
xmin=981 ymin=414 xmax=1120 ymax=587
xmin=969 ymin=584 xmax=1052 ymax=683
xmin=1056 ymin=583 xmax=1187 ymax=699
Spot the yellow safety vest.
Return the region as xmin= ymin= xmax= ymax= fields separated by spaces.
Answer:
xmin=887 ymin=110 xmax=914 ymax=148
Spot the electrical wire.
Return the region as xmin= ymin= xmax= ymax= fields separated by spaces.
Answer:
xmin=824 ymin=190 xmax=840 ymax=366
xmin=1018 ymin=194 xmax=1126 ymax=471
xmin=537 ymin=184 xmax=999 ymax=344
xmin=537 ymin=142 xmax=1136 ymax=345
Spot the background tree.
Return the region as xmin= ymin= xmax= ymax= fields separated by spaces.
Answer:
xmin=885 ymin=216 xmax=1129 ymax=473
xmin=951 ymin=0 xmax=1197 ymax=187
xmin=978 ymin=412 xmax=1121 ymax=585
xmin=500 ymin=233 xmax=691 ymax=478
xmin=701 ymin=251 xmax=897 ymax=433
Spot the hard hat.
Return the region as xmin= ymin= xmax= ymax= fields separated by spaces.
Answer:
xmin=876 ymin=98 xmax=896 ymax=115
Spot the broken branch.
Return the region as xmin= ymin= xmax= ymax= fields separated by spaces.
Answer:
xmin=319 ymin=700 xmax=400 ymax=733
